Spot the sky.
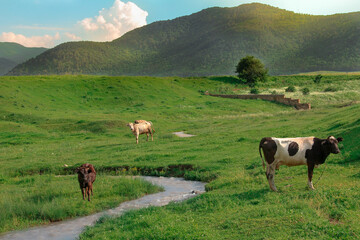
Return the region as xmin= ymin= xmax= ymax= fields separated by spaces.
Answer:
xmin=1 ymin=0 xmax=359 ymax=48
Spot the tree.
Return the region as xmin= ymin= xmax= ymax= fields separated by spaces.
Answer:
xmin=236 ymin=56 xmax=268 ymax=87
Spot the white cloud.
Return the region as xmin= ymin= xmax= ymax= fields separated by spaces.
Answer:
xmin=0 ymin=0 xmax=148 ymax=48
xmin=80 ymin=18 xmax=99 ymax=31
xmin=77 ymin=0 xmax=148 ymax=42
xmin=0 ymin=32 xmax=60 ymax=48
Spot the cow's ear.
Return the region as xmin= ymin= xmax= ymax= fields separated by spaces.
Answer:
xmin=75 ymin=168 xmax=80 ymax=173
xmin=337 ymin=137 xmax=343 ymax=142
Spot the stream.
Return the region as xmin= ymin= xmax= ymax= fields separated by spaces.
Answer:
xmin=0 ymin=176 xmax=206 ymax=240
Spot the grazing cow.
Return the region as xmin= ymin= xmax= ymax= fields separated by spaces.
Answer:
xmin=127 ymin=120 xmax=155 ymax=144
xmin=75 ymin=163 xmax=96 ymax=201
xmin=259 ymin=136 xmax=343 ymax=191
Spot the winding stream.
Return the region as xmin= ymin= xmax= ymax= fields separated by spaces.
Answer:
xmin=0 ymin=176 xmax=206 ymax=240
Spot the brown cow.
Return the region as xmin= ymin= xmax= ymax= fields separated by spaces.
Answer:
xmin=259 ymin=136 xmax=343 ymax=191
xmin=75 ymin=163 xmax=96 ymax=201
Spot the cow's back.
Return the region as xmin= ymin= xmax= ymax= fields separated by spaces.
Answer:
xmin=273 ymin=137 xmax=314 ymax=166
xmin=136 ymin=123 xmax=151 ymax=133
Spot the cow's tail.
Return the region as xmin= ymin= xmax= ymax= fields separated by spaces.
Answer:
xmin=259 ymin=140 xmax=265 ymax=170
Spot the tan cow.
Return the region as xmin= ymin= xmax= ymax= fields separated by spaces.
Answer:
xmin=127 ymin=120 xmax=155 ymax=144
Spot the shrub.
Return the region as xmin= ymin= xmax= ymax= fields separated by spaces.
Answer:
xmin=285 ymin=86 xmax=296 ymax=92
xmin=250 ymin=88 xmax=260 ymax=94
xmin=302 ymin=87 xmax=310 ymax=95
xmin=313 ymin=74 xmax=323 ymax=84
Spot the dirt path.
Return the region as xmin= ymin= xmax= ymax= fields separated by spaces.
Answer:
xmin=0 ymin=177 xmax=205 ymax=240
xmin=173 ymin=131 xmax=196 ymax=138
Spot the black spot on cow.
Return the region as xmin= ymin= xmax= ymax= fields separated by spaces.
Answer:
xmin=288 ymin=142 xmax=299 ymax=156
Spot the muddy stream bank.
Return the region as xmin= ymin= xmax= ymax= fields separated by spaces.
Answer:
xmin=0 ymin=176 xmax=206 ymax=240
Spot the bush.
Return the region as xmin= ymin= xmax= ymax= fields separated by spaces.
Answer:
xmin=313 ymin=74 xmax=323 ymax=84
xmin=285 ymin=86 xmax=296 ymax=92
xmin=302 ymin=87 xmax=310 ymax=95
xmin=250 ymin=88 xmax=260 ymax=94
xmin=324 ymin=86 xmax=338 ymax=92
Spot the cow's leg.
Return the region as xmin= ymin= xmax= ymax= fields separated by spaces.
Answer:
xmin=307 ymin=163 xmax=315 ymax=190
xmin=275 ymin=162 xmax=281 ymax=170
xmin=81 ymin=188 xmax=85 ymax=200
xmin=87 ymin=185 xmax=91 ymax=201
xmin=136 ymin=134 xmax=139 ymax=144
xmin=151 ymin=129 xmax=153 ymax=141
xmin=266 ymin=163 xmax=278 ymax=192
xmin=146 ymin=133 xmax=149 ymax=141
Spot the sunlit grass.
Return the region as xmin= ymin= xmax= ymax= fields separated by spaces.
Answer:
xmin=0 ymin=75 xmax=360 ymax=238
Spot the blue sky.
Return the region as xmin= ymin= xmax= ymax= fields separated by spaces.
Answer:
xmin=1 ymin=0 xmax=359 ymax=48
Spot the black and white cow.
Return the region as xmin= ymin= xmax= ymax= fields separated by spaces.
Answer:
xmin=259 ymin=136 xmax=343 ymax=191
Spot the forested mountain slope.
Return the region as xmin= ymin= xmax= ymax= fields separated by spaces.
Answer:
xmin=8 ymin=3 xmax=360 ymax=76
xmin=0 ymin=42 xmax=47 ymax=75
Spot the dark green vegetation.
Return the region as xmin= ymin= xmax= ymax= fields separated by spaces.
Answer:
xmin=236 ymin=55 xmax=268 ymax=87
xmin=0 ymin=42 xmax=47 ymax=75
xmin=1 ymin=75 xmax=360 ymax=239
xmin=8 ymin=3 xmax=360 ymax=76
xmin=314 ymin=74 xmax=323 ymax=84
xmin=285 ymin=86 xmax=296 ymax=92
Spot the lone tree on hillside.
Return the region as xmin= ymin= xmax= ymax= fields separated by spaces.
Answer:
xmin=236 ymin=56 xmax=268 ymax=87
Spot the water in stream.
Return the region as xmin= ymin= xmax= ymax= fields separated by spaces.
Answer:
xmin=0 ymin=176 xmax=206 ymax=240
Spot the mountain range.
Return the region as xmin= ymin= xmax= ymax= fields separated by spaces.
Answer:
xmin=0 ymin=42 xmax=47 ymax=75
xmin=6 ymin=3 xmax=360 ymax=76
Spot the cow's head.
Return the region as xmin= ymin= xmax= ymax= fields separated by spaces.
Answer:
xmin=322 ymin=136 xmax=343 ymax=154
xmin=126 ymin=123 xmax=134 ymax=131
xmin=76 ymin=167 xmax=89 ymax=176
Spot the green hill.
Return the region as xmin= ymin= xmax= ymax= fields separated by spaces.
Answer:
xmin=0 ymin=57 xmax=17 ymax=75
xmin=0 ymin=74 xmax=360 ymax=237
xmin=7 ymin=3 xmax=360 ymax=76
xmin=0 ymin=42 xmax=47 ymax=75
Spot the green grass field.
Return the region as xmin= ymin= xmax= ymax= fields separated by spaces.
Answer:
xmin=1 ymin=74 xmax=359 ymax=239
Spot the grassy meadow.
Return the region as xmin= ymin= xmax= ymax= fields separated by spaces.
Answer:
xmin=0 ymin=74 xmax=360 ymax=239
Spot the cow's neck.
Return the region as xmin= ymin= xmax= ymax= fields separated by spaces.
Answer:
xmin=318 ymin=151 xmax=330 ymax=164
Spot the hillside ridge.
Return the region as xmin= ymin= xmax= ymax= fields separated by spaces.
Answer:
xmin=0 ymin=42 xmax=47 ymax=75
xmin=7 ymin=3 xmax=360 ymax=76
